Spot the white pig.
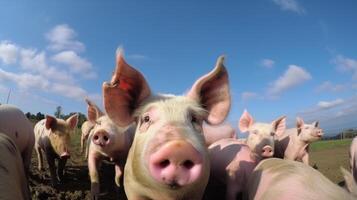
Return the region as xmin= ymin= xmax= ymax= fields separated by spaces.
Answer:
xmin=103 ymin=50 xmax=231 ymax=200
xmin=205 ymin=113 xmax=286 ymax=200
xmin=80 ymin=120 xmax=94 ymax=154
xmin=247 ymin=158 xmax=357 ymax=200
xmin=85 ymin=98 xmax=135 ymax=199
xmin=349 ymin=136 xmax=357 ymax=183
xmin=0 ymin=132 xmax=30 ymax=200
xmin=0 ymin=104 xmax=35 ymax=174
xmin=274 ymin=117 xmax=323 ymax=164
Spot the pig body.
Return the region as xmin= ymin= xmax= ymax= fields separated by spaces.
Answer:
xmin=84 ymin=99 xmax=135 ymax=199
xmin=103 ymin=51 xmax=231 ymax=200
xmin=202 ymin=122 xmax=236 ymax=146
xmin=205 ymin=138 xmax=259 ymax=200
xmin=80 ymin=120 xmax=94 ymax=154
xmin=0 ymin=104 xmax=34 ymax=173
xmin=274 ymin=118 xmax=323 ymax=164
xmin=247 ymin=158 xmax=357 ymax=200
xmin=0 ymin=132 xmax=30 ymax=200
xmin=350 ymin=137 xmax=357 ymax=182
xmin=34 ymin=114 xmax=78 ymax=186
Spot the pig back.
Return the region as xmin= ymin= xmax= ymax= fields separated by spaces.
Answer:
xmin=0 ymin=132 xmax=30 ymax=200
xmin=0 ymin=104 xmax=34 ymax=154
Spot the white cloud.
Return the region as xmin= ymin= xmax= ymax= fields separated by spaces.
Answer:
xmin=51 ymin=83 xmax=87 ymax=100
xmin=45 ymin=24 xmax=85 ymax=52
xmin=333 ymin=55 xmax=357 ymax=80
xmin=317 ymin=98 xmax=344 ymax=109
xmin=0 ymin=41 xmax=19 ymax=65
xmin=267 ymin=65 xmax=311 ymax=96
xmin=272 ymin=0 xmax=305 ymax=14
xmin=241 ymin=92 xmax=259 ymax=101
xmin=0 ymin=68 xmax=50 ymax=90
xmin=51 ymin=51 xmax=96 ymax=78
xmin=261 ymin=59 xmax=275 ymax=68
xmin=316 ymin=81 xmax=346 ymax=93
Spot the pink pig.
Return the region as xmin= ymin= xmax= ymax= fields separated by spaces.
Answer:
xmin=85 ymin=99 xmax=135 ymax=199
xmin=103 ymin=50 xmax=231 ymax=200
xmin=205 ymin=112 xmax=286 ymax=200
xmin=274 ymin=117 xmax=323 ymax=164
xmin=350 ymin=137 xmax=357 ymax=183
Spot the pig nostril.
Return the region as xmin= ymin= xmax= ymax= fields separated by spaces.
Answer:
xmin=269 ymin=150 xmax=272 ymax=153
xmin=182 ymin=160 xmax=194 ymax=169
xmin=103 ymin=135 xmax=109 ymax=141
xmin=159 ymin=160 xmax=170 ymax=168
xmin=94 ymin=135 xmax=99 ymax=140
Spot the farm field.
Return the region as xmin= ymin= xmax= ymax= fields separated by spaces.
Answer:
xmin=27 ymin=131 xmax=353 ymax=200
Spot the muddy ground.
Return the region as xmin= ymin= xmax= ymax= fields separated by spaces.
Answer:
xmin=28 ymin=133 xmax=351 ymax=200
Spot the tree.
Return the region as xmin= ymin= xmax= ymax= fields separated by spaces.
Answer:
xmin=54 ymin=106 xmax=63 ymax=118
xmin=36 ymin=112 xmax=45 ymax=121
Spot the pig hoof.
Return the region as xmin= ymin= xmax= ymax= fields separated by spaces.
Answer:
xmin=91 ymin=183 xmax=100 ymax=200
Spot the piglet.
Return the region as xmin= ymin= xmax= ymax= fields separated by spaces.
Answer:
xmin=247 ymin=158 xmax=357 ymax=200
xmin=103 ymin=50 xmax=231 ymax=200
xmin=34 ymin=113 xmax=78 ymax=187
xmin=274 ymin=117 xmax=323 ymax=164
xmin=205 ymin=112 xmax=286 ymax=200
xmin=80 ymin=120 xmax=94 ymax=154
xmin=350 ymin=136 xmax=357 ymax=183
xmin=85 ymin=99 xmax=135 ymax=199
xmin=203 ymin=122 xmax=236 ymax=146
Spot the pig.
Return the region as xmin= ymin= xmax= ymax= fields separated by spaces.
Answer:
xmin=247 ymin=158 xmax=357 ymax=200
xmin=103 ymin=50 xmax=231 ymax=200
xmin=85 ymin=98 xmax=135 ymax=199
xmin=239 ymin=110 xmax=286 ymax=160
xmin=202 ymin=122 xmax=236 ymax=146
xmin=34 ymin=113 xmax=78 ymax=187
xmin=349 ymin=136 xmax=357 ymax=183
xmin=204 ymin=113 xmax=286 ymax=200
xmin=0 ymin=132 xmax=30 ymax=200
xmin=274 ymin=117 xmax=323 ymax=165
xmin=0 ymin=104 xmax=35 ymax=174
xmin=80 ymin=120 xmax=94 ymax=154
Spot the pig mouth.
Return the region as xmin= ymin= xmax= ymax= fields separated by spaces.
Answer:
xmin=167 ymin=181 xmax=181 ymax=190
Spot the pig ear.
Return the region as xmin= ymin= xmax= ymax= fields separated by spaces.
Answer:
xmin=313 ymin=121 xmax=319 ymax=127
xmin=296 ymin=117 xmax=304 ymax=129
xmin=85 ymin=98 xmax=104 ymax=123
xmin=272 ymin=116 xmax=286 ymax=137
xmin=103 ymin=49 xmax=151 ymax=127
xmin=45 ymin=115 xmax=57 ymax=130
xmin=66 ymin=113 xmax=79 ymax=130
xmin=340 ymin=167 xmax=357 ymax=196
xmin=187 ymin=56 xmax=230 ymax=125
xmin=239 ymin=109 xmax=254 ymax=133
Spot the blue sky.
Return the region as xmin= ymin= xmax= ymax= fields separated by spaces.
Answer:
xmin=1 ymin=0 xmax=357 ymax=136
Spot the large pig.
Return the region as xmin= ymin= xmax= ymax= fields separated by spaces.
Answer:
xmin=34 ymin=113 xmax=78 ymax=186
xmin=80 ymin=120 xmax=94 ymax=154
xmin=103 ymin=50 xmax=231 ymax=200
xmin=85 ymin=98 xmax=135 ymax=199
xmin=247 ymin=158 xmax=357 ymax=200
xmin=202 ymin=122 xmax=236 ymax=146
xmin=239 ymin=110 xmax=286 ymax=160
xmin=0 ymin=132 xmax=30 ymax=200
xmin=205 ymin=113 xmax=286 ymax=200
xmin=274 ymin=117 xmax=323 ymax=164
xmin=350 ymin=136 xmax=357 ymax=182
xmin=0 ymin=104 xmax=35 ymax=174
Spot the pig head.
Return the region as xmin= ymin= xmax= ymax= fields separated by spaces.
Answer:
xmin=296 ymin=117 xmax=323 ymax=143
xmin=103 ymin=50 xmax=230 ymax=200
xmin=239 ymin=110 xmax=286 ymax=161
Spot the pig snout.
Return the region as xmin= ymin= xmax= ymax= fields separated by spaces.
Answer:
xmin=92 ymin=130 xmax=110 ymax=147
xmin=261 ymin=145 xmax=274 ymax=158
xmin=148 ymin=140 xmax=203 ymax=189
xmin=60 ymin=151 xmax=70 ymax=159
xmin=316 ymin=129 xmax=323 ymax=137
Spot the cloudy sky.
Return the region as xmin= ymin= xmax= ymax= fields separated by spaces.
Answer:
xmin=0 ymin=0 xmax=356 ymax=136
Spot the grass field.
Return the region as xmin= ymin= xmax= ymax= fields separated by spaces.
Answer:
xmin=310 ymin=138 xmax=352 ymax=184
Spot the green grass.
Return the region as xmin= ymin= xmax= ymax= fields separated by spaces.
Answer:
xmin=310 ymin=138 xmax=352 ymax=152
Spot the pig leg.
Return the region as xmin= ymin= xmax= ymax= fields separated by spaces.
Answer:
xmin=114 ymin=164 xmax=122 ymax=187
xmin=45 ymin=152 xmax=59 ymax=187
xmin=36 ymin=146 xmax=44 ymax=171
xmin=88 ymin=151 xmax=102 ymax=199
xmin=57 ymin=158 xmax=67 ymax=183
xmin=81 ymin=133 xmax=85 ymax=153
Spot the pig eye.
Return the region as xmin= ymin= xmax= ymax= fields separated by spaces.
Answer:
xmin=270 ymin=132 xmax=275 ymax=136
xmin=141 ymin=115 xmax=151 ymax=124
xmin=191 ymin=115 xmax=198 ymax=124
xmin=95 ymin=121 xmax=101 ymax=125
